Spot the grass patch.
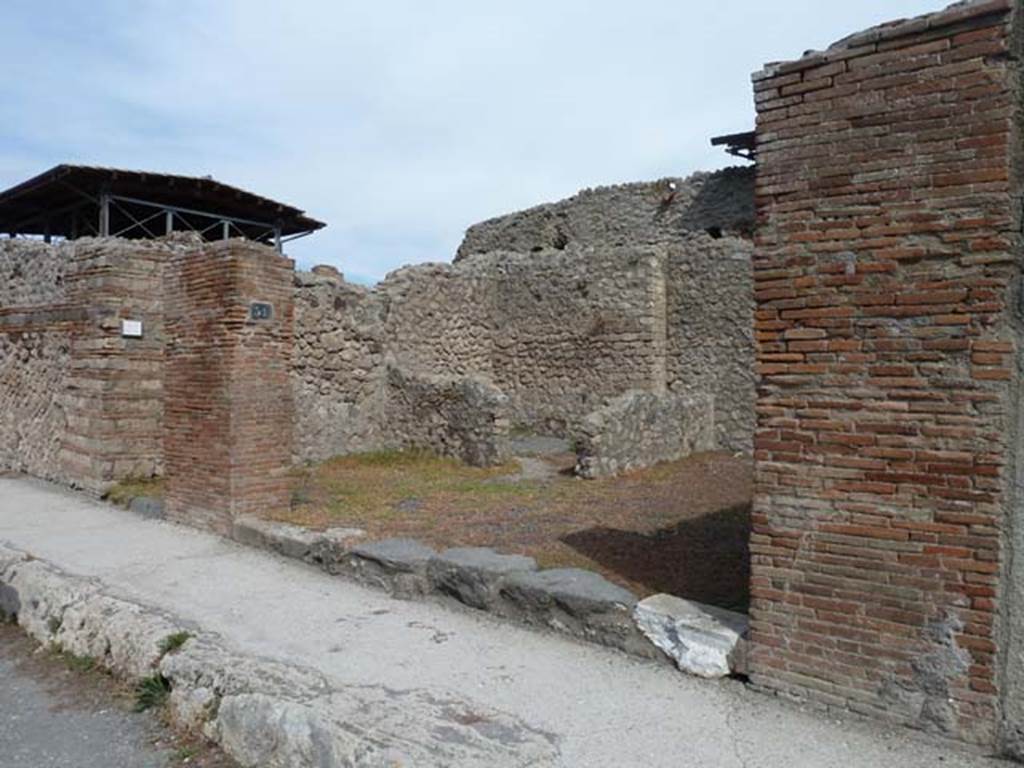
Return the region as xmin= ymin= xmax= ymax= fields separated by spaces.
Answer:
xmin=49 ymin=645 xmax=100 ymax=674
xmin=280 ymin=450 xmax=521 ymax=527
xmin=134 ymin=674 xmax=171 ymax=712
xmin=105 ymin=476 xmax=165 ymax=507
xmin=62 ymin=652 xmax=99 ymax=674
xmin=159 ymin=631 xmax=191 ymax=656
xmin=266 ymin=449 xmax=753 ymax=608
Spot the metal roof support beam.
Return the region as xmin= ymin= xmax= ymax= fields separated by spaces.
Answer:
xmin=98 ymin=189 xmax=111 ymax=237
xmin=109 ymin=194 xmax=281 ymax=231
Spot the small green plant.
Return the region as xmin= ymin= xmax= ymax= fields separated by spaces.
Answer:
xmin=63 ymin=652 xmax=97 ymax=673
xmin=47 ymin=645 xmax=99 ymax=674
xmin=105 ymin=476 xmax=165 ymax=507
xmin=47 ymin=616 xmax=62 ymax=635
xmin=174 ymin=746 xmax=198 ymax=763
xmin=134 ymin=674 xmax=171 ymax=712
xmin=159 ymin=631 xmax=191 ymax=655
xmin=291 ymin=486 xmax=312 ymax=508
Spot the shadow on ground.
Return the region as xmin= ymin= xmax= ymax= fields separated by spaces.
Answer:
xmin=560 ymin=503 xmax=751 ymax=612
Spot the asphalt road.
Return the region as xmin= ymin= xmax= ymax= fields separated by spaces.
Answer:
xmin=0 ymin=624 xmax=232 ymax=768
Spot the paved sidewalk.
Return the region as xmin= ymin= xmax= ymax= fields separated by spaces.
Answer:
xmin=0 ymin=476 xmax=1005 ymax=767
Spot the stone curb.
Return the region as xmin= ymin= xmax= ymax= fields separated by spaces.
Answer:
xmin=128 ymin=495 xmax=166 ymax=520
xmin=0 ymin=541 xmax=559 ymax=767
xmin=232 ymin=515 xmax=364 ymax=572
xmin=227 ymin=520 xmax=678 ymax=665
xmin=129 ymin=491 xmax=743 ymax=675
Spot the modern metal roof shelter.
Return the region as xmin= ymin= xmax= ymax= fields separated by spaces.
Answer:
xmin=0 ymin=164 xmax=326 ymax=251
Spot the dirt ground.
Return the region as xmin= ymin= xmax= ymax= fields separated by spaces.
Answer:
xmin=276 ymin=449 xmax=753 ymax=611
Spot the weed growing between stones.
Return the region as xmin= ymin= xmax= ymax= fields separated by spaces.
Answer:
xmin=46 ymin=644 xmax=101 ymax=674
xmin=159 ymin=631 xmax=192 ymax=655
xmin=61 ymin=652 xmax=98 ymax=674
xmin=134 ymin=674 xmax=171 ymax=712
xmin=104 ymin=476 xmax=165 ymax=507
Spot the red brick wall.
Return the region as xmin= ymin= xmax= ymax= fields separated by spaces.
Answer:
xmin=163 ymin=241 xmax=294 ymax=533
xmin=60 ymin=240 xmax=170 ymax=493
xmin=750 ymin=0 xmax=1019 ymax=747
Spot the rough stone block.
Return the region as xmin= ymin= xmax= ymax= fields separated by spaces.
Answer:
xmin=574 ymin=391 xmax=716 ymax=479
xmin=344 ymin=538 xmax=437 ymax=597
xmin=232 ymin=516 xmax=364 ymax=571
xmin=427 ymin=547 xmax=537 ymax=610
xmin=633 ymin=593 xmax=748 ymax=679
xmin=129 ymin=495 xmax=165 ymax=520
xmin=501 ymin=568 xmax=636 ymax=616
xmin=499 ymin=568 xmax=656 ymax=657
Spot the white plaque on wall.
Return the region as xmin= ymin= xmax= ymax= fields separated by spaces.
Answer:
xmin=121 ymin=319 xmax=143 ymax=338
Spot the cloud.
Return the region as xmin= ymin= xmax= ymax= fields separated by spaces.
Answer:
xmin=1 ymin=0 xmax=944 ymax=281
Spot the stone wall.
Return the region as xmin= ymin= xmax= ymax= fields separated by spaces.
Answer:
xmin=291 ymin=244 xmax=671 ymax=459
xmin=486 ymin=246 xmax=667 ymax=432
xmin=382 ymin=264 xmax=495 ymax=378
xmin=574 ymin=391 xmax=715 ymax=479
xmin=0 ymin=239 xmax=69 ymax=307
xmin=0 ymin=239 xmax=77 ymax=481
xmin=456 ymin=167 xmax=755 ymax=259
xmin=292 ymin=271 xmax=387 ymax=461
xmin=293 ymin=169 xmax=757 ymax=462
xmin=665 ymin=235 xmax=756 ymax=452
xmin=0 ymin=238 xmax=174 ymax=491
xmin=383 ymin=365 xmax=510 ymax=467
xmin=749 ymin=0 xmax=1019 ymax=751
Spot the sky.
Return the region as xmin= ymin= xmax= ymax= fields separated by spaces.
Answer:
xmin=2 ymin=1 xmax=945 ymax=284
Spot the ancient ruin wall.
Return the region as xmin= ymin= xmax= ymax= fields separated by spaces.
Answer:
xmin=292 ymin=271 xmax=388 ymax=461
xmin=0 ymin=236 xmax=201 ymax=492
xmin=383 ymin=365 xmax=510 ymax=467
xmin=0 ymin=241 xmax=76 ymax=481
xmin=59 ymin=239 xmax=173 ymax=492
xmin=381 ymin=264 xmax=495 ymax=378
xmin=291 ymin=242 xmax=676 ymax=461
xmin=487 ymin=246 xmax=667 ymax=432
xmin=164 ymin=241 xmax=296 ymax=533
xmin=665 ymin=235 xmax=756 ymax=452
xmin=456 ymin=167 xmax=755 ymax=259
xmin=574 ymin=391 xmax=715 ymax=479
xmin=293 ymin=169 xmax=757 ymax=461
xmin=0 ymin=239 xmax=69 ymax=307
xmin=750 ymin=1 xmax=1018 ymax=749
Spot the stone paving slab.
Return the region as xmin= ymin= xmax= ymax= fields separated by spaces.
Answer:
xmin=0 ymin=476 xmax=1005 ymax=768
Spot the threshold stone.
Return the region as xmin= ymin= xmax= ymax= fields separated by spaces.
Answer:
xmin=633 ymin=593 xmax=748 ymax=679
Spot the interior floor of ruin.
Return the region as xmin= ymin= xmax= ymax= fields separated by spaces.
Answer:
xmin=258 ymin=447 xmax=753 ymax=611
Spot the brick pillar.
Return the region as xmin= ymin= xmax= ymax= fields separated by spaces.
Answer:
xmin=163 ymin=240 xmax=294 ymax=534
xmin=749 ymin=1 xmax=1018 ymax=749
xmin=59 ymin=238 xmax=170 ymax=494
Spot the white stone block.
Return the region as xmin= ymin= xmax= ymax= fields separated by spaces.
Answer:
xmin=633 ymin=593 xmax=748 ymax=679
